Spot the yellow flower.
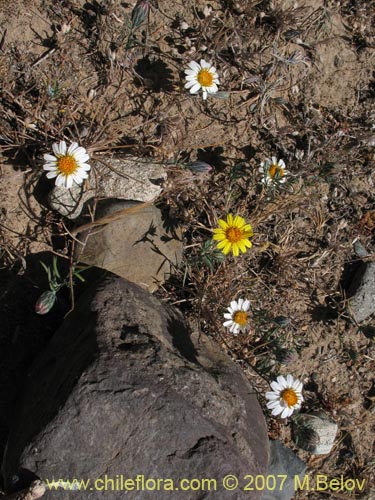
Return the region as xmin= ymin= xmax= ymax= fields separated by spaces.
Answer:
xmin=213 ymin=214 xmax=253 ymax=257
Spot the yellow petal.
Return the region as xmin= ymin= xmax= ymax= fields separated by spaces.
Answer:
xmin=218 ymin=219 xmax=228 ymax=230
xmin=227 ymin=214 xmax=233 ymax=225
xmin=213 ymin=233 xmax=225 ymax=241
xmin=216 ymin=240 xmax=227 ymax=249
xmin=235 ymin=215 xmax=245 ymax=227
xmin=243 ymin=239 xmax=252 ymax=248
xmin=232 ymin=243 xmax=239 ymax=257
xmin=243 ymin=224 xmax=253 ymax=234
xmin=223 ymin=242 xmax=232 ymax=254
xmin=238 ymin=240 xmax=247 ymax=253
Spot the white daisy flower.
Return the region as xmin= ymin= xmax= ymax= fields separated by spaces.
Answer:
xmin=223 ymin=298 xmax=250 ymax=335
xmin=259 ymin=157 xmax=288 ymax=185
xmin=184 ymin=59 xmax=219 ymax=100
xmin=266 ymin=374 xmax=303 ymax=419
xmin=43 ymin=141 xmax=91 ymax=189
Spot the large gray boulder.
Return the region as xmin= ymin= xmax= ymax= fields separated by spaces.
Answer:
xmin=3 ymin=274 xmax=269 ymax=499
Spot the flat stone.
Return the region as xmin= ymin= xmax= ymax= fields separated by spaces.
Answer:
xmin=261 ymin=440 xmax=306 ymax=500
xmin=48 ymin=157 xmax=166 ymax=219
xmin=348 ymin=261 xmax=375 ymax=323
xmin=75 ymin=201 xmax=182 ymax=293
xmin=3 ymin=274 xmax=269 ymax=499
xmin=292 ymin=412 xmax=338 ymax=455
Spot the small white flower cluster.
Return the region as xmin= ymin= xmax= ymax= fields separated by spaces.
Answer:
xmin=222 ymin=298 xmax=303 ymax=419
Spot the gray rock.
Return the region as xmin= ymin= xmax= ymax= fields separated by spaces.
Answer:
xmin=348 ymin=261 xmax=375 ymax=323
xmin=292 ymin=412 xmax=338 ymax=455
xmin=48 ymin=157 xmax=166 ymax=219
xmin=3 ymin=274 xmax=269 ymax=499
xmin=261 ymin=440 xmax=306 ymax=500
xmin=75 ymin=201 xmax=183 ymax=292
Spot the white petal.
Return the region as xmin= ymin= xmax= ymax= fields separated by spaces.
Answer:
xmin=188 ymin=61 xmax=200 ymax=72
xmin=43 ymin=165 xmax=58 ymax=171
xmin=243 ymin=299 xmax=250 ymax=311
xmin=190 ymin=83 xmax=201 ymax=94
xmin=185 ymin=69 xmax=197 ymax=76
xmin=223 ymin=313 xmax=232 ymax=319
xmin=79 ymin=163 xmax=91 ymax=171
xmin=76 ymin=155 xmax=90 ymax=165
xmin=223 ymin=320 xmax=233 ymax=328
xmin=73 ymin=146 xmax=88 ymax=156
xmin=238 ymin=298 xmax=244 ymax=309
xmin=185 ymin=80 xmax=198 ymax=89
xmin=230 ymin=323 xmax=240 ymax=334
xmin=52 ymin=142 xmax=60 ymax=156
xmin=265 ymin=392 xmax=279 ymax=400
xmin=46 ymin=171 xmax=57 ymax=179
xmin=44 ymin=154 xmax=57 ymax=162
xmin=270 ymin=381 xmax=282 ymax=392
xmin=208 ymin=83 xmax=218 ymax=93
xmin=200 ymin=59 xmax=210 ymax=68
xmin=68 ymin=142 xmax=79 ymax=155
xmin=286 ymin=374 xmax=294 ymax=386
xmin=66 ymin=175 xmax=73 ymax=189
xmin=230 ymin=300 xmax=239 ymax=311
xmin=278 ymin=159 xmax=286 ymax=168
xmin=72 ymin=174 xmax=83 ymax=185
xmin=267 ymin=401 xmax=281 ymax=410
xmin=59 ymin=141 xmax=67 ymax=155
xmin=277 ymin=375 xmax=288 ymax=389
xmin=55 ymin=174 xmax=65 ymax=187
xmin=292 ymin=379 xmax=302 ymax=390
xmin=281 ymin=407 xmax=292 ymax=419
xmin=271 ymin=156 xmax=278 ymax=165
xmin=271 ymin=405 xmax=283 ymax=416
xmin=185 ymin=74 xmax=198 ymax=81
xmin=202 ymin=89 xmax=208 ymax=100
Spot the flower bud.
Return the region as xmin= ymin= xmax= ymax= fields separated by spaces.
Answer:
xmin=35 ymin=290 xmax=57 ymax=315
xmin=187 ymin=161 xmax=213 ymax=174
xmin=131 ymin=0 xmax=150 ymax=30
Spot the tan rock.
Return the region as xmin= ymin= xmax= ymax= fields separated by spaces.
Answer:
xmin=75 ymin=201 xmax=182 ymax=292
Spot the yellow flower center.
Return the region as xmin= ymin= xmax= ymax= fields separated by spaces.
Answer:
xmin=226 ymin=227 xmax=243 ymax=243
xmin=57 ymin=155 xmax=78 ymax=176
xmin=233 ymin=311 xmax=248 ymax=326
xmin=281 ymin=388 xmax=298 ymax=407
xmin=197 ymin=69 xmax=214 ymax=87
xmin=269 ymin=164 xmax=284 ymax=179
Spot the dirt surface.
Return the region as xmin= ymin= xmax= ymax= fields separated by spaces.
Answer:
xmin=1 ymin=0 xmax=375 ymax=498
